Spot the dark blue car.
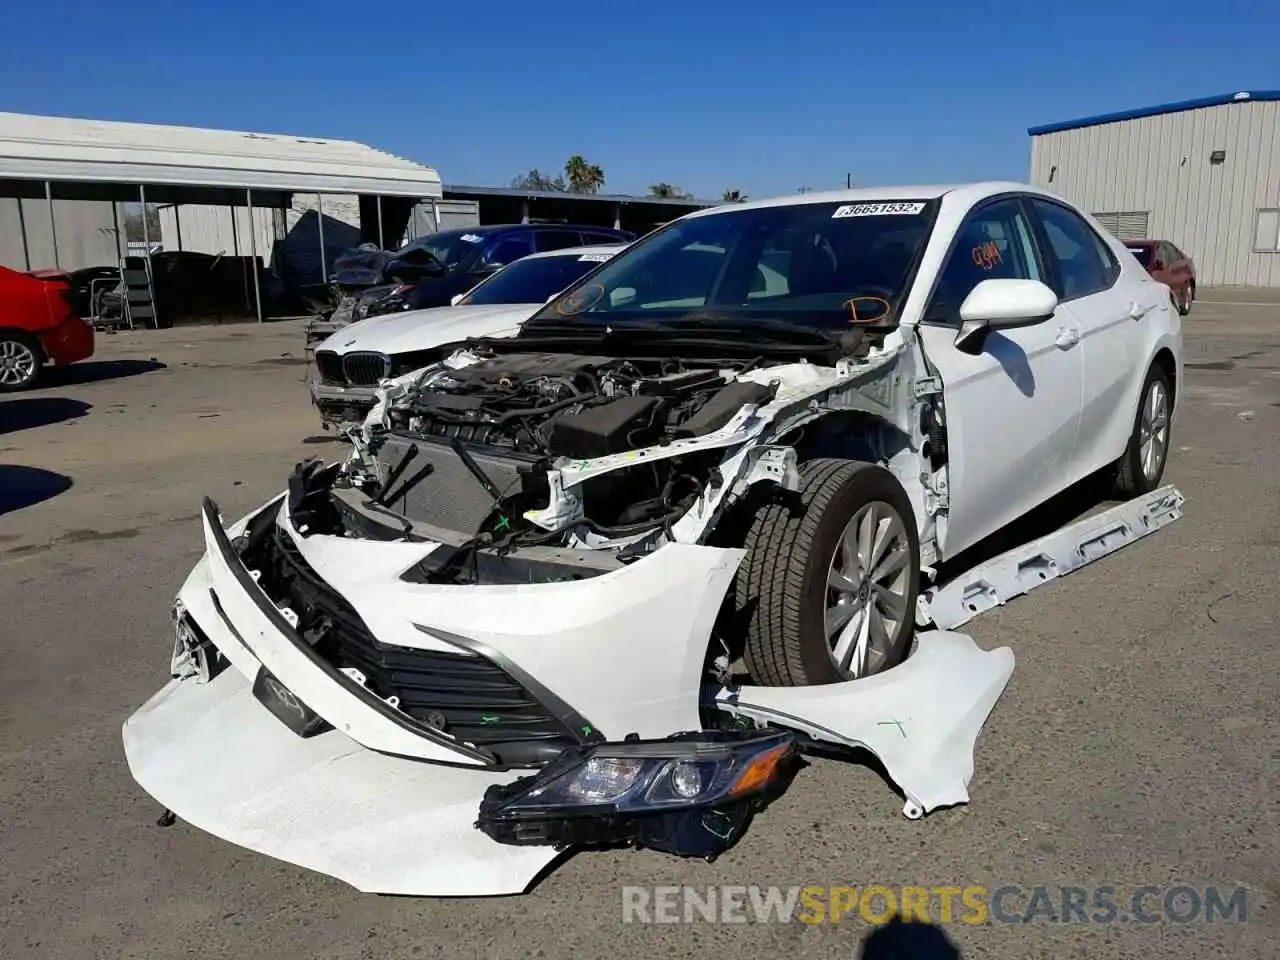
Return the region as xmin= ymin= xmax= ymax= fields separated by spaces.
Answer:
xmin=367 ymin=222 xmax=635 ymax=316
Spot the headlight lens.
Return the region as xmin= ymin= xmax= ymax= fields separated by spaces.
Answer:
xmin=476 ymin=729 xmax=796 ymax=857
xmin=482 ymin=729 xmax=794 ymax=816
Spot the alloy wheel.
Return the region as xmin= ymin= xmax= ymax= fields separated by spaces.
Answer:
xmin=824 ymin=500 xmax=912 ymax=679
xmin=0 ymin=339 xmax=38 ymax=387
xmin=1139 ymin=379 xmax=1169 ymax=482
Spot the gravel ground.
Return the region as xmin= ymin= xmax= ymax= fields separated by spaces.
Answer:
xmin=1 ymin=303 xmax=1277 ymax=959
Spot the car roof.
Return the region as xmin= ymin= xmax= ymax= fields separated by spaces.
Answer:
xmin=681 ymin=181 xmax=1048 ymax=219
xmin=519 ymin=243 xmax=629 ymax=262
xmin=441 ymin=223 xmax=629 ymax=237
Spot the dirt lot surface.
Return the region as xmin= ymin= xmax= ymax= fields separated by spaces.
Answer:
xmin=2 ymin=304 xmax=1277 ymax=959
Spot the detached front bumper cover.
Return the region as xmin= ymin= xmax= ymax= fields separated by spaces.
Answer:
xmin=476 ymin=729 xmax=797 ymax=859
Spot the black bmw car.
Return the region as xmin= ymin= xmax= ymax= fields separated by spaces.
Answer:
xmin=361 ymin=222 xmax=634 ymax=318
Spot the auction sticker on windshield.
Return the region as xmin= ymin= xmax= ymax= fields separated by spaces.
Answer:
xmin=832 ymin=202 xmax=927 ymax=218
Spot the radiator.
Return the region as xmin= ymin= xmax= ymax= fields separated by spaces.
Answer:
xmin=373 ymin=434 xmax=528 ymax=535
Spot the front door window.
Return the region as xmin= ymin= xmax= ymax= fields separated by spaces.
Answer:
xmin=927 ymin=199 xmax=1042 ymax=326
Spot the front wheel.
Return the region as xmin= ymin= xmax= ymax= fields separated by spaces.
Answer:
xmin=0 ymin=331 xmax=43 ymax=392
xmin=1111 ymin=363 xmax=1173 ymax=498
xmin=737 ymin=459 xmax=920 ymax=686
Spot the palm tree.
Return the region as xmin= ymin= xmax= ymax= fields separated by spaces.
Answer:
xmin=511 ymin=168 xmax=566 ymax=191
xmin=649 ymin=183 xmax=691 ymax=199
xmin=721 ymin=189 xmax=746 ymax=202
xmin=565 ymin=156 xmax=605 ymax=194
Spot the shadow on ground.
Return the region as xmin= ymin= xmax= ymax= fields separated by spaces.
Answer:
xmin=0 ymin=398 xmax=93 ymax=435
xmin=936 ymin=470 xmax=1116 ymax=581
xmin=859 ymin=918 xmax=962 ymax=959
xmin=0 ymin=465 xmax=74 ymax=516
xmin=46 ymin=359 xmax=167 ymax=385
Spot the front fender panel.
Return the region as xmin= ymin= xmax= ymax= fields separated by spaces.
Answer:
xmin=711 ymin=631 xmax=1014 ymax=818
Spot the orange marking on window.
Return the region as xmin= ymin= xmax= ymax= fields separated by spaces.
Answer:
xmin=843 ymin=296 xmax=892 ymax=324
xmin=971 ymin=241 xmax=1003 ymax=271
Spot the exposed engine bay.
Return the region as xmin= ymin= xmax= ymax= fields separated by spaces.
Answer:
xmin=318 ymin=347 xmax=809 ymax=563
xmin=400 ymin=352 xmax=775 ymax=460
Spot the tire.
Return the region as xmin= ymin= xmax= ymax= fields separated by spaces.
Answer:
xmin=1111 ymin=363 xmax=1173 ymax=498
xmin=1176 ymin=285 xmax=1191 ymax=316
xmin=0 ymin=330 xmax=43 ymax=392
xmin=736 ymin=458 xmax=920 ymax=686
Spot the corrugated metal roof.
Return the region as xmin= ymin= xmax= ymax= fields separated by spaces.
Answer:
xmin=0 ymin=111 xmax=442 ymax=198
xmin=1028 ymin=90 xmax=1280 ymax=136
xmin=443 ymin=182 xmax=717 ymax=207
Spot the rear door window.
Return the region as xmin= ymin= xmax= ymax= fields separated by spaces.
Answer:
xmin=534 ymin=230 xmax=586 ymax=252
xmin=481 ymin=234 xmax=535 ymax=268
xmin=1029 ymin=199 xmax=1120 ymax=301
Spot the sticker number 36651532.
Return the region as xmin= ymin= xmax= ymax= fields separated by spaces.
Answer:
xmin=831 ymin=202 xmax=926 ymax=218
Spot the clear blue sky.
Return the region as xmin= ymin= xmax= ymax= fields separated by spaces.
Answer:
xmin=1 ymin=0 xmax=1275 ymax=201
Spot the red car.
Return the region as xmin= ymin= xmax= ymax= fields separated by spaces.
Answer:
xmin=1125 ymin=240 xmax=1196 ymax=316
xmin=0 ymin=264 xmax=95 ymax=391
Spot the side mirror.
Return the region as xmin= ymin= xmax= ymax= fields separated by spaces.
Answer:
xmin=471 ymin=260 xmax=503 ymax=275
xmin=954 ymin=278 xmax=1058 ymax=354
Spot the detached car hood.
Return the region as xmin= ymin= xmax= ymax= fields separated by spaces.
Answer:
xmin=316 ymin=303 xmax=537 ymax=357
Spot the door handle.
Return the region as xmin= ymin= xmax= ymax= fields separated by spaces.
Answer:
xmin=1055 ymin=327 xmax=1080 ymax=349
xmin=1129 ymin=300 xmax=1155 ymax=320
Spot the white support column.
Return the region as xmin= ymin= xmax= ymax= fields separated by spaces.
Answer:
xmin=247 ymin=189 xmax=263 ymax=323
xmin=46 ymin=181 xmax=60 ymax=269
xmin=138 ymin=184 xmax=149 ymax=257
xmin=316 ymin=194 xmax=327 ymax=285
xmin=16 ymin=197 xmax=31 ymax=270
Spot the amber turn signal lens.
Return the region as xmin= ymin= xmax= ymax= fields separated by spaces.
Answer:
xmin=727 ymin=742 xmax=792 ymax=797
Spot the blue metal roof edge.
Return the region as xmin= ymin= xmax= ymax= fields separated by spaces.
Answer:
xmin=1027 ymin=90 xmax=1280 ymax=136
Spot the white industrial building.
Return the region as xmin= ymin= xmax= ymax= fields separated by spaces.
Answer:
xmin=0 ymin=111 xmax=460 ymax=321
xmin=1029 ymin=90 xmax=1280 ymax=287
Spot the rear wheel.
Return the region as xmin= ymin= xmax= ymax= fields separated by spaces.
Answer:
xmin=0 ymin=331 xmax=43 ymax=392
xmin=737 ymin=458 xmax=920 ymax=686
xmin=1112 ymin=363 xmax=1172 ymax=498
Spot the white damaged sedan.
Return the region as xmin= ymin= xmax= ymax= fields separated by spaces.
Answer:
xmin=124 ymin=182 xmax=1183 ymax=896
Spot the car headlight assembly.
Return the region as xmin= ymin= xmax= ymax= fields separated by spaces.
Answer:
xmin=475 ymin=729 xmax=797 ymax=859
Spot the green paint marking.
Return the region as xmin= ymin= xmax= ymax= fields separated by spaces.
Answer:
xmin=581 ymin=724 xmax=593 ymax=737
xmin=877 ymin=719 xmax=907 ymax=739
xmin=480 ymin=714 xmax=501 ymax=724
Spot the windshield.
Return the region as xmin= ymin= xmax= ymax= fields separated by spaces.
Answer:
xmin=461 ymin=251 xmax=620 ymax=305
xmin=1126 ymin=244 xmax=1154 ymax=267
xmin=398 ymin=229 xmax=489 ymax=272
xmin=528 ymin=200 xmax=936 ymax=330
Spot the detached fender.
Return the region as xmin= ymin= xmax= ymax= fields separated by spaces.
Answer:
xmin=710 ymin=631 xmax=1014 ymax=818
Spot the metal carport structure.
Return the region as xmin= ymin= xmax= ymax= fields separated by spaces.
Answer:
xmin=0 ymin=111 xmax=443 ymax=322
